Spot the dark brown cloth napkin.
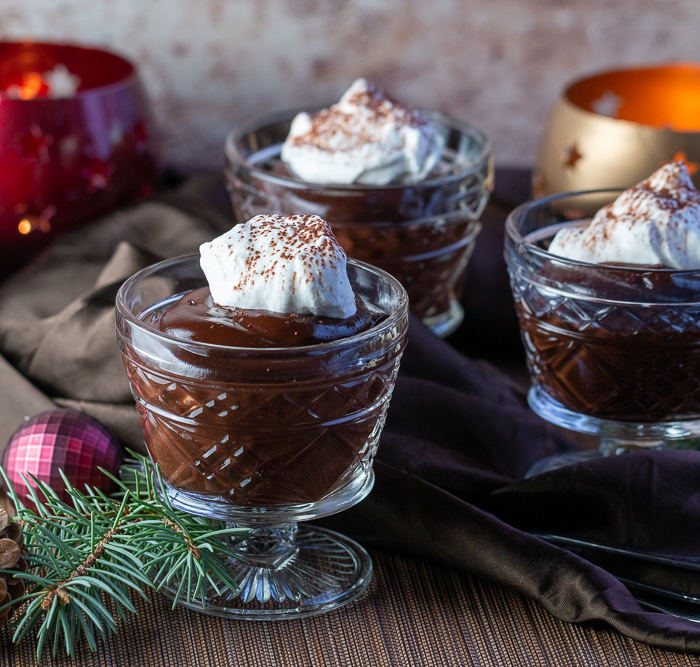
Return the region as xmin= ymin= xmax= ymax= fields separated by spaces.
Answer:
xmin=2 ymin=174 xmax=700 ymax=653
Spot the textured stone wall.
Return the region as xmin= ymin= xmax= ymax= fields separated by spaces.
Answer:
xmin=1 ymin=0 xmax=698 ymax=171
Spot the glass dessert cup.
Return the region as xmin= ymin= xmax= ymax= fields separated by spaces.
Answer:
xmin=225 ymin=109 xmax=493 ymax=337
xmin=505 ymin=190 xmax=700 ymax=476
xmin=115 ymin=255 xmax=408 ymax=619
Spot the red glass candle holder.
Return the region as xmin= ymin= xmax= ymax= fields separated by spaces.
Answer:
xmin=0 ymin=42 xmax=159 ymax=277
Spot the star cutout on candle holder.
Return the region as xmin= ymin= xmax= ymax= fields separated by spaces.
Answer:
xmin=109 ymin=121 xmax=124 ymax=146
xmin=563 ymin=142 xmax=583 ymax=170
xmin=132 ymin=119 xmax=149 ymax=151
xmin=591 ymin=90 xmax=624 ymax=118
xmin=59 ymin=135 xmax=80 ymax=162
xmin=42 ymin=64 xmax=81 ymax=99
xmin=19 ymin=124 xmax=54 ymax=164
xmin=81 ymin=157 xmax=114 ymax=191
xmin=667 ymin=150 xmax=699 ymax=176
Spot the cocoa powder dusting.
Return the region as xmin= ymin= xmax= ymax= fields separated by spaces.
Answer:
xmin=290 ymin=80 xmax=430 ymax=153
xmin=230 ymin=214 xmax=346 ymax=293
xmin=567 ymin=162 xmax=700 ymax=263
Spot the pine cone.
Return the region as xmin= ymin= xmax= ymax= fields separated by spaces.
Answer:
xmin=0 ymin=507 xmax=26 ymax=628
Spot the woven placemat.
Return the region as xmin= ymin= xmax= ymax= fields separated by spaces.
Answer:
xmin=0 ymin=548 xmax=694 ymax=666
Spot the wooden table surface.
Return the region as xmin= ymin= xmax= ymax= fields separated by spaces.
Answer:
xmin=0 ymin=548 xmax=697 ymax=666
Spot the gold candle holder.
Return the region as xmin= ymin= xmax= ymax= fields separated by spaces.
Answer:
xmin=534 ymin=62 xmax=700 ymax=197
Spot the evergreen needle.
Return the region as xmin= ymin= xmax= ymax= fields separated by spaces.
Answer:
xmin=0 ymin=455 xmax=248 ymax=660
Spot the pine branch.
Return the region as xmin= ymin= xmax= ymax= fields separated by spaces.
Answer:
xmin=0 ymin=457 xmax=248 ymax=661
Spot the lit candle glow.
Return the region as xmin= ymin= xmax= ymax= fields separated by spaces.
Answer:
xmin=5 ymin=64 xmax=80 ymax=100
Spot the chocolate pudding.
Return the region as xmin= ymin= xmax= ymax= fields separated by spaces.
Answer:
xmin=516 ymin=223 xmax=700 ymax=422
xmin=117 ymin=216 xmax=408 ymax=508
xmin=507 ymin=164 xmax=700 ymax=425
xmin=225 ymin=96 xmax=492 ymax=334
xmin=158 ymin=287 xmax=373 ymax=348
xmin=125 ymin=293 xmax=391 ymax=505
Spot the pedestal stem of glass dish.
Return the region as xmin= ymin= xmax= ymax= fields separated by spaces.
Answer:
xmin=157 ymin=520 xmax=373 ymax=618
xmin=523 ymin=386 xmax=700 ymax=476
xmin=226 ymin=521 xmax=299 ymax=571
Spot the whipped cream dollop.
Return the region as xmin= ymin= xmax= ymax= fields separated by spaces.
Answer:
xmin=199 ymin=214 xmax=357 ymax=319
xmin=548 ymin=162 xmax=700 ymax=269
xmin=280 ymin=78 xmax=444 ymax=186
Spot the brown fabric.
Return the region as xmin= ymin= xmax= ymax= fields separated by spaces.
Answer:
xmin=0 ymin=550 xmax=693 ymax=667
xmin=0 ymin=356 xmax=55 ymax=439
xmin=2 ymin=173 xmax=700 ymax=659
xmin=0 ymin=176 xmax=232 ymax=455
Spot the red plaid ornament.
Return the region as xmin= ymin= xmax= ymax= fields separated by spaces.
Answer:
xmin=3 ymin=409 xmax=123 ymax=507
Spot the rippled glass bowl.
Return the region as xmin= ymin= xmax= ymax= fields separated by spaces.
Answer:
xmin=505 ymin=190 xmax=700 ymax=475
xmin=116 ymin=255 xmax=408 ymax=618
xmin=225 ymin=109 xmax=493 ymax=337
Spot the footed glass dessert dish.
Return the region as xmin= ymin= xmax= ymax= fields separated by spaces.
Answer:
xmin=505 ymin=190 xmax=700 ymax=476
xmin=116 ymin=255 xmax=408 ymax=618
xmin=225 ymin=109 xmax=493 ymax=337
